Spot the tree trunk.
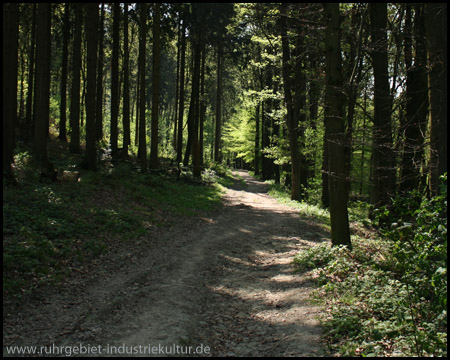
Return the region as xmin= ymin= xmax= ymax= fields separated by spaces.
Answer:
xmin=321 ymin=130 xmax=330 ymax=208
xmin=33 ymin=3 xmax=51 ymax=166
xmin=254 ymin=51 xmax=262 ymax=177
xmin=192 ymin=40 xmax=202 ymax=177
xmin=426 ymin=3 xmax=447 ymax=195
xmin=18 ymin=48 xmax=26 ymax=135
xmin=343 ymin=5 xmax=364 ymax=193
xmin=369 ymin=3 xmax=395 ymax=207
xmin=135 ymin=66 xmax=140 ymax=147
xmin=83 ymin=3 xmax=98 ymax=171
xmin=149 ymin=3 xmax=161 ymax=169
xmin=254 ymin=99 xmax=260 ymax=176
xmin=110 ymin=3 xmax=120 ymax=157
xmin=261 ymin=64 xmax=274 ymax=180
xmin=80 ymin=56 xmax=86 ymax=128
xmin=292 ymin=10 xmax=308 ymax=198
xmin=122 ymin=3 xmax=130 ymax=151
xmin=400 ymin=5 xmax=428 ymax=193
xmin=323 ymin=3 xmax=351 ymax=248
xmin=177 ymin=19 xmax=187 ymax=164
xmin=308 ymin=57 xmax=320 ymax=180
xmin=173 ymin=17 xmax=181 ymax=152
xmin=3 ymin=3 xmax=19 ymax=176
xmin=280 ymin=3 xmax=302 ymax=201
xmin=138 ymin=3 xmax=147 ymax=172
xmin=70 ymin=3 xmax=82 ymax=154
xmin=214 ymin=43 xmax=223 ymax=163
xmin=359 ymin=91 xmax=368 ymax=196
xmin=199 ymin=40 xmax=207 ymax=168
xmin=58 ymin=3 xmax=69 ymax=142
xmin=25 ymin=4 xmax=37 ymax=144
xmin=96 ymin=3 xmax=105 ymax=142
xmin=183 ymin=36 xmax=201 ymax=170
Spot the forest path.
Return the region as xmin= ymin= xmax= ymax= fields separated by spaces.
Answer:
xmin=3 ymin=170 xmax=328 ymax=357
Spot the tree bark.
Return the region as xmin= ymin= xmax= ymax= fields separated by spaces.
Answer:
xmin=369 ymin=3 xmax=395 ymax=207
xmin=280 ymin=3 xmax=302 ymax=201
xmin=323 ymin=3 xmax=351 ymax=248
xmin=138 ymin=3 xmax=147 ymax=172
xmin=177 ymin=19 xmax=187 ymax=164
xmin=173 ymin=17 xmax=181 ymax=152
xmin=110 ymin=3 xmax=120 ymax=157
xmin=18 ymin=46 xmax=26 ymax=135
xmin=58 ymin=3 xmax=70 ymax=142
xmin=183 ymin=36 xmax=201 ymax=170
xmin=292 ymin=8 xmax=308 ymax=198
xmin=254 ymin=98 xmax=260 ymax=176
xmin=150 ymin=3 xmax=161 ymax=169
xmin=426 ymin=3 xmax=447 ymax=195
xmin=96 ymin=3 xmax=105 ymax=142
xmin=70 ymin=3 xmax=82 ymax=154
xmin=400 ymin=5 xmax=428 ymax=193
xmin=261 ymin=63 xmax=274 ymax=180
xmin=83 ymin=3 xmax=98 ymax=171
xmin=321 ymin=130 xmax=330 ymax=208
xmin=3 ymin=3 xmax=19 ymax=176
xmin=25 ymin=4 xmax=37 ymax=144
xmin=308 ymin=56 xmax=320 ymax=180
xmin=122 ymin=3 xmax=130 ymax=151
xmin=192 ymin=40 xmax=202 ymax=177
xmin=33 ymin=3 xmax=51 ymax=166
xmin=214 ymin=43 xmax=223 ymax=163
xmin=199 ymin=40 xmax=207 ymax=168
xmin=135 ymin=66 xmax=140 ymax=147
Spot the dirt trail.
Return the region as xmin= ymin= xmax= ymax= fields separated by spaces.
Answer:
xmin=3 ymin=170 xmax=329 ymax=357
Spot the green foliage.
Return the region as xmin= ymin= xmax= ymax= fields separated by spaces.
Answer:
xmin=222 ymin=101 xmax=256 ymax=165
xmin=295 ymin=176 xmax=447 ymax=356
xmin=261 ymin=137 xmax=291 ymax=166
xmin=293 ymin=243 xmax=335 ymax=272
xmin=267 ymin=181 xmax=331 ymax=226
xmin=373 ymin=174 xmax=447 ymax=355
xmin=3 ymin=142 xmax=226 ymax=297
xmin=49 ymin=97 xmax=60 ymax=124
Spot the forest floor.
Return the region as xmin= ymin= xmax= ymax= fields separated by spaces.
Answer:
xmin=3 ymin=170 xmax=329 ymax=357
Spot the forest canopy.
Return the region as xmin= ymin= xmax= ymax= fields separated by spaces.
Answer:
xmin=3 ymin=3 xmax=446 ymax=197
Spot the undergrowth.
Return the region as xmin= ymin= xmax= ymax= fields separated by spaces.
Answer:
xmin=3 ymin=141 xmax=226 ymax=297
xmin=266 ymin=181 xmax=331 ymax=227
xmin=293 ymin=175 xmax=447 ymax=357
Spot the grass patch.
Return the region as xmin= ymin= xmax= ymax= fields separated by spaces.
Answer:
xmin=210 ymin=164 xmax=239 ymax=189
xmin=266 ymin=181 xmax=331 ymax=227
xmin=3 ymin=141 xmax=225 ymax=297
xmin=125 ymin=172 xmax=224 ymax=216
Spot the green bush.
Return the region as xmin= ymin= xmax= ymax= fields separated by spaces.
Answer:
xmin=295 ymin=176 xmax=447 ymax=356
xmin=293 ymin=243 xmax=332 ymax=271
xmin=374 ymin=174 xmax=447 ymax=356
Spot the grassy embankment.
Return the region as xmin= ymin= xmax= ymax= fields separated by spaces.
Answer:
xmin=3 ymin=140 xmax=235 ymax=297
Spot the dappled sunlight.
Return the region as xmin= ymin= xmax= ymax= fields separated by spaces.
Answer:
xmin=209 ymin=233 xmax=323 ymax=330
xmin=221 ymin=254 xmax=255 ymax=267
xmin=207 ymin=239 xmax=323 ymax=356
